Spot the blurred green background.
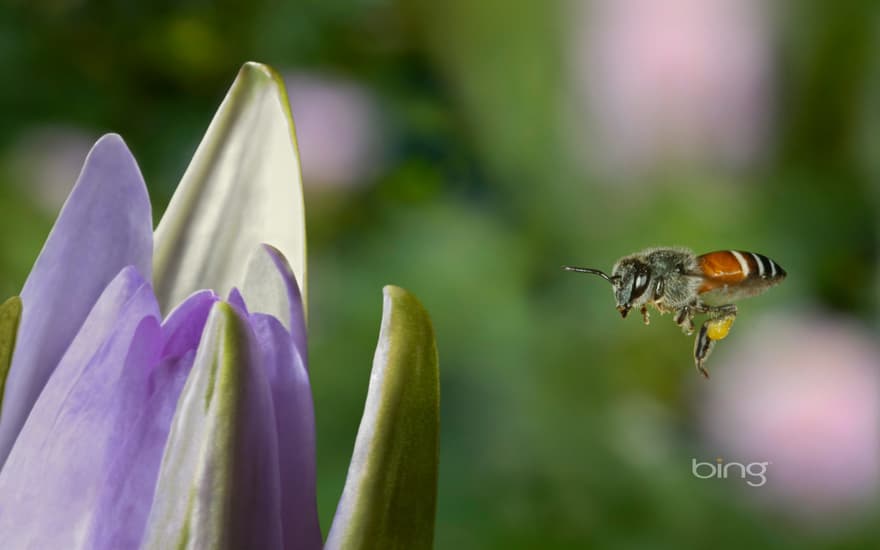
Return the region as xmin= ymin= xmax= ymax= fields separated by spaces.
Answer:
xmin=1 ymin=1 xmax=878 ymax=548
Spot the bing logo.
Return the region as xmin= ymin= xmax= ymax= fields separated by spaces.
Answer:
xmin=692 ymin=457 xmax=770 ymax=487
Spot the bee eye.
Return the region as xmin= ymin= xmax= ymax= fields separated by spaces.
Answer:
xmin=631 ymin=268 xmax=650 ymax=299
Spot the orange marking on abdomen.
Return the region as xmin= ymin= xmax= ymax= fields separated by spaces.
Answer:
xmin=697 ymin=251 xmax=749 ymax=292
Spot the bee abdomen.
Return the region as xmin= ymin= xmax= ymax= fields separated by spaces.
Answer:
xmin=697 ymin=250 xmax=786 ymax=291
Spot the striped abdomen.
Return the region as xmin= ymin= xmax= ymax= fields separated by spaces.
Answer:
xmin=696 ymin=250 xmax=786 ymax=297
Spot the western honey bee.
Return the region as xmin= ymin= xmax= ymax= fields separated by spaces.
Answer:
xmin=564 ymin=247 xmax=786 ymax=378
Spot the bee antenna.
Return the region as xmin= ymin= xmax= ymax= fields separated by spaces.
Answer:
xmin=562 ymin=265 xmax=616 ymax=284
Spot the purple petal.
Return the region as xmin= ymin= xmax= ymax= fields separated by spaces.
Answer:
xmin=88 ymin=322 xmax=204 ymax=548
xmin=234 ymin=246 xmax=319 ymax=547
xmin=0 ymin=275 xmax=162 ymax=548
xmin=227 ymin=287 xmax=250 ymax=314
xmin=251 ymin=312 xmax=321 ymax=550
xmin=142 ymin=302 xmax=284 ymax=549
xmin=262 ymin=244 xmax=307 ymax=364
xmin=236 ymin=245 xmax=319 ymax=547
xmin=241 ymin=244 xmax=307 ymax=362
xmin=160 ymin=290 xmax=218 ymax=360
xmin=57 ymin=267 xmax=151 ymax=364
xmin=90 ymin=292 xmax=216 ymax=548
xmin=0 ymin=134 xmax=153 ymax=465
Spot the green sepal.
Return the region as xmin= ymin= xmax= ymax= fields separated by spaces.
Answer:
xmin=325 ymin=286 xmax=440 ymax=550
xmin=141 ymin=301 xmax=283 ymax=549
xmin=0 ymin=296 xmax=23 ymax=419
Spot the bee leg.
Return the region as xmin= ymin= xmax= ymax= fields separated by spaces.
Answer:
xmin=693 ymin=306 xmax=738 ymax=379
xmin=674 ymin=306 xmax=695 ymax=335
xmin=694 ymin=324 xmax=713 ymax=378
xmin=641 ymin=305 xmax=650 ymax=325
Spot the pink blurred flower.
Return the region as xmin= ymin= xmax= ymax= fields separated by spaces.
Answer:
xmin=572 ymin=0 xmax=773 ymax=176
xmin=284 ymin=73 xmax=386 ymax=189
xmin=699 ymin=315 xmax=880 ymax=524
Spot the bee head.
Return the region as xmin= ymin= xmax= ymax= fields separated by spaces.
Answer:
xmin=610 ymin=259 xmax=652 ymax=318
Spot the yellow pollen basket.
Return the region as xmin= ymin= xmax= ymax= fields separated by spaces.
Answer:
xmin=707 ymin=317 xmax=734 ymax=341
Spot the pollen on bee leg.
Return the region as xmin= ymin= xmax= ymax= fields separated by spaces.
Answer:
xmin=641 ymin=305 xmax=650 ymax=325
xmin=706 ymin=316 xmax=734 ymax=341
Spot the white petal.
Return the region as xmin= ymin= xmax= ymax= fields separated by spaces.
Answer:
xmin=153 ymin=62 xmax=307 ymax=315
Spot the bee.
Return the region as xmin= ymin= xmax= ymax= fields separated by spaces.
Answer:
xmin=564 ymin=247 xmax=786 ymax=378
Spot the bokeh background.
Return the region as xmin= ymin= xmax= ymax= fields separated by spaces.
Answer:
xmin=1 ymin=1 xmax=879 ymax=548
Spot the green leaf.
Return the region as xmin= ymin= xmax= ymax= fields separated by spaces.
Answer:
xmin=325 ymin=286 xmax=440 ymax=550
xmin=141 ymin=301 xmax=284 ymax=549
xmin=0 ymin=296 xmax=22 ymax=419
xmin=153 ymin=62 xmax=307 ymax=316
